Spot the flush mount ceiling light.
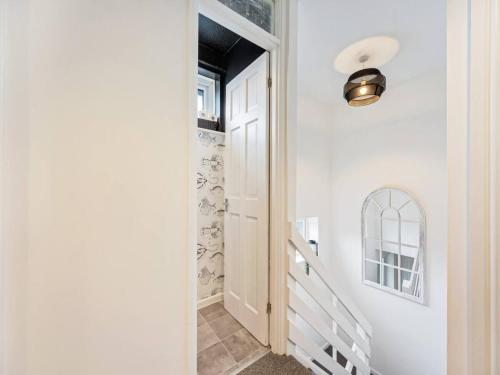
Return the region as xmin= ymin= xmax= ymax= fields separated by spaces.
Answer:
xmin=335 ymin=36 xmax=399 ymax=107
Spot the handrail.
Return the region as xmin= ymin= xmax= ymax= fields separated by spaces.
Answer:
xmin=288 ymin=223 xmax=373 ymax=336
xmin=287 ymin=222 xmax=373 ymax=375
xmin=288 ymin=259 xmax=371 ymax=356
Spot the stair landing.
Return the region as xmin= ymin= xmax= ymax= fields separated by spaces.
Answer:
xmin=237 ymin=353 xmax=312 ymax=375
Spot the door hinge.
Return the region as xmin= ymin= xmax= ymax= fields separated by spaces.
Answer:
xmin=266 ymin=302 xmax=271 ymax=314
xmin=267 ymin=77 xmax=272 ymax=88
xmin=224 ymin=198 xmax=229 ymax=212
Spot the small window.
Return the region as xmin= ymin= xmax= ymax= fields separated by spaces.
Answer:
xmin=295 ymin=217 xmax=319 ymax=274
xmin=197 ymin=89 xmax=205 ymax=112
xmin=362 ymin=187 xmax=425 ymax=304
xmin=198 ymin=74 xmax=216 ymax=117
xmin=296 ymin=217 xmax=319 ymax=246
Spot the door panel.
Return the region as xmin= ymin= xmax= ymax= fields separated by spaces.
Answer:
xmin=224 ymin=52 xmax=269 ymax=345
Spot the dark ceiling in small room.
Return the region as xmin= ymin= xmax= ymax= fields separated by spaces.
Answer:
xmin=199 ymin=14 xmax=241 ymax=56
xmin=198 ymin=14 xmax=265 ymax=133
xmin=198 ymin=14 xmax=265 ymax=82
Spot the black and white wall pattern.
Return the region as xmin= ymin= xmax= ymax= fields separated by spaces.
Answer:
xmin=216 ymin=0 xmax=274 ymax=33
xmin=197 ymin=129 xmax=225 ymax=301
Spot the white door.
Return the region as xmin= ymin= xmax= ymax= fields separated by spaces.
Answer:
xmin=224 ymin=52 xmax=269 ymax=345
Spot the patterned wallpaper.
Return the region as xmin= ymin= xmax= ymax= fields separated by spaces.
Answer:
xmin=216 ymin=0 xmax=274 ymax=33
xmin=197 ymin=129 xmax=225 ymax=301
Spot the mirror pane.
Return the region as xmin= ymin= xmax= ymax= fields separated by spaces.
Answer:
xmin=382 ymin=266 xmax=399 ymax=290
xmin=365 ymin=261 xmax=380 ymax=284
xmin=362 ymin=187 xmax=425 ymax=303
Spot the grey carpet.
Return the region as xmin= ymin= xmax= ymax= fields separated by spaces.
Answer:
xmin=237 ymin=353 xmax=312 ymax=375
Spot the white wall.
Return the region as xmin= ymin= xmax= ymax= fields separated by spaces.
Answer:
xmin=296 ymin=70 xmax=447 ymax=375
xmin=3 ymin=1 xmax=191 ymax=374
xmin=295 ymin=95 xmax=333 ymax=265
xmin=330 ymin=72 xmax=447 ymax=375
xmin=495 ymin=1 xmax=500 ymax=367
xmin=2 ymin=1 xmax=30 ymax=373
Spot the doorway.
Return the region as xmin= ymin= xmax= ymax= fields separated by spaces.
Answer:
xmin=195 ymin=13 xmax=271 ymax=375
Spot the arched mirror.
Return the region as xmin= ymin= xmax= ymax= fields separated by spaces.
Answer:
xmin=362 ymin=187 xmax=425 ymax=303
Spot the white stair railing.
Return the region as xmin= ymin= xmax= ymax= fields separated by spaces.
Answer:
xmin=287 ymin=223 xmax=373 ymax=375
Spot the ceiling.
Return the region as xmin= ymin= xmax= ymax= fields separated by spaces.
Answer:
xmin=199 ymin=14 xmax=241 ymax=56
xmin=297 ymin=0 xmax=446 ymax=108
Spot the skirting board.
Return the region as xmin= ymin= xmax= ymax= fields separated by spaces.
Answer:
xmin=197 ymin=293 xmax=223 ymax=310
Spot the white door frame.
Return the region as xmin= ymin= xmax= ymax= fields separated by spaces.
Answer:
xmin=187 ymin=1 xmax=292 ymax=373
xmin=447 ymin=0 xmax=499 ymax=374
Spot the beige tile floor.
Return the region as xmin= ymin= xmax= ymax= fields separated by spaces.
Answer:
xmin=197 ymin=302 xmax=269 ymax=375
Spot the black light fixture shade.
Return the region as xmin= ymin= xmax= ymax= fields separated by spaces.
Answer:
xmin=343 ymin=68 xmax=386 ymax=107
